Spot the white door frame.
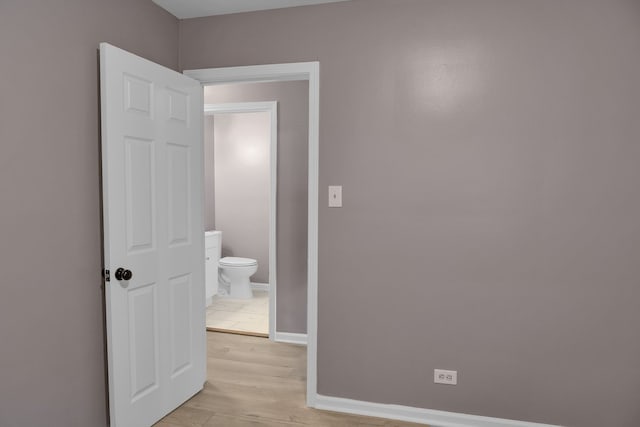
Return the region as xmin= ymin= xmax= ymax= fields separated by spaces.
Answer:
xmin=185 ymin=63 xmax=319 ymax=407
xmin=204 ymin=101 xmax=278 ymax=341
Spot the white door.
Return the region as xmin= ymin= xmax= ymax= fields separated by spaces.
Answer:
xmin=100 ymin=43 xmax=205 ymax=427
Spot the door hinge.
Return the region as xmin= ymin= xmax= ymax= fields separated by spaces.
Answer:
xmin=103 ymin=269 xmax=110 ymax=282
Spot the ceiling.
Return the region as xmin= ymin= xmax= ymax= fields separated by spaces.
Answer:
xmin=152 ymin=0 xmax=352 ymax=19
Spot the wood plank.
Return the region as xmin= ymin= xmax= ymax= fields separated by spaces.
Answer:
xmin=155 ymin=332 xmax=426 ymax=427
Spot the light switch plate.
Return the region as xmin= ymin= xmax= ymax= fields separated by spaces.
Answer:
xmin=328 ymin=185 xmax=342 ymax=207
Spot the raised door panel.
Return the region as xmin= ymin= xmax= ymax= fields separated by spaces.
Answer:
xmin=167 ymin=87 xmax=189 ymax=124
xmin=169 ymin=274 xmax=193 ymax=377
xmin=124 ymin=137 xmax=156 ymax=254
xmin=128 ymin=283 xmax=160 ymax=402
xmin=124 ymin=74 xmax=154 ymax=118
xmin=167 ymin=143 xmax=191 ymax=247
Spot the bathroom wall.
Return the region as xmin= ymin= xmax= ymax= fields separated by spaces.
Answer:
xmin=204 ymin=115 xmax=216 ymax=230
xmin=210 ymin=111 xmax=271 ymax=283
xmin=180 ymin=1 xmax=640 ymax=426
xmin=0 ymin=1 xmax=178 ymax=426
xmin=205 ymin=82 xmax=309 ymax=334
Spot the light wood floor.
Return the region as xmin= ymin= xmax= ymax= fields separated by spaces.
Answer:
xmin=155 ymin=331 xmax=426 ymax=427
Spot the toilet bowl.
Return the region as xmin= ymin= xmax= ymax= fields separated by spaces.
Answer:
xmin=218 ymin=257 xmax=258 ymax=299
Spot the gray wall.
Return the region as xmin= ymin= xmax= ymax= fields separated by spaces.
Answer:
xmin=204 ymin=115 xmax=216 ymax=230
xmin=212 ymin=111 xmax=271 ymax=283
xmin=181 ymin=1 xmax=640 ymax=426
xmin=0 ymin=1 xmax=178 ymax=426
xmin=2 ymin=1 xmax=639 ymax=426
xmin=205 ymin=82 xmax=309 ymax=334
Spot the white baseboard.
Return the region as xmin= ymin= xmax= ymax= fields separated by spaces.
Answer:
xmin=251 ymin=282 xmax=269 ymax=291
xmin=274 ymin=332 xmax=307 ymax=345
xmin=313 ymin=395 xmax=560 ymax=427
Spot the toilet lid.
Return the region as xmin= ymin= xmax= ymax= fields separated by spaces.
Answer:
xmin=219 ymin=257 xmax=257 ymax=267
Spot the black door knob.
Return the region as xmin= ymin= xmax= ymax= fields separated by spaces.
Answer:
xmin=115 ymin=268 xmax=133 ymax=281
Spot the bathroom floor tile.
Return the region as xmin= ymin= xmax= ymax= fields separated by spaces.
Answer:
xmin=238 ymin=304 xmax=267 ymax=315
xmin=233 ymin=320 xmax=268 ymax=335
xmin=206 ymin=290 xmax=269 ymax=336
xmin=209 ymin=320 xmax=238 ymax=330
xmin=212 ymin=300 xmax=246 ymax=310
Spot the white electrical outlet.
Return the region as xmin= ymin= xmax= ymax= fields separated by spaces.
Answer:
xmin=434 ymin=369 xmax=457 ymax=385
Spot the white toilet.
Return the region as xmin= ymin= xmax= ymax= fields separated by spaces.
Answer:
xmin=218 ymin=257 xmax=258 ymax=299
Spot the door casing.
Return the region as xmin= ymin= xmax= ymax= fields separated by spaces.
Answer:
xmin=185 ymin=63 xmax=320 ymax=406
xmin=204 ymin=101 xmax=278 ymax=340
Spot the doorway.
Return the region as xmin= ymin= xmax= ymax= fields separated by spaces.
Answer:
xmin=185 ymin=63 xmax=319 ymax=405
xmin=203 ymin=101 xmax=277 ymax=338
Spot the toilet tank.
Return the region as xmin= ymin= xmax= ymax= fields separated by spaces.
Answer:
xmin=204 ymin=231 xmax=222 ymax=305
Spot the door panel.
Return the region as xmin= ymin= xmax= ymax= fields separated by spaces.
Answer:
xmin=124 ymin=74 xmax=153 ymax=117
xmin=100 ymin=42 xmax=204 ymax=427
xmin=125 ymin=137 xmax=156 ymax=252
xmin=169 ymin=274 xmax=193 ymax=376
xmin=168 ymin=143 xmax=191 ymax=246
xmin=167 ymin=87 xmax=189 ymax=123
xmin=128 ymin=283 xmax=159 ymax=402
